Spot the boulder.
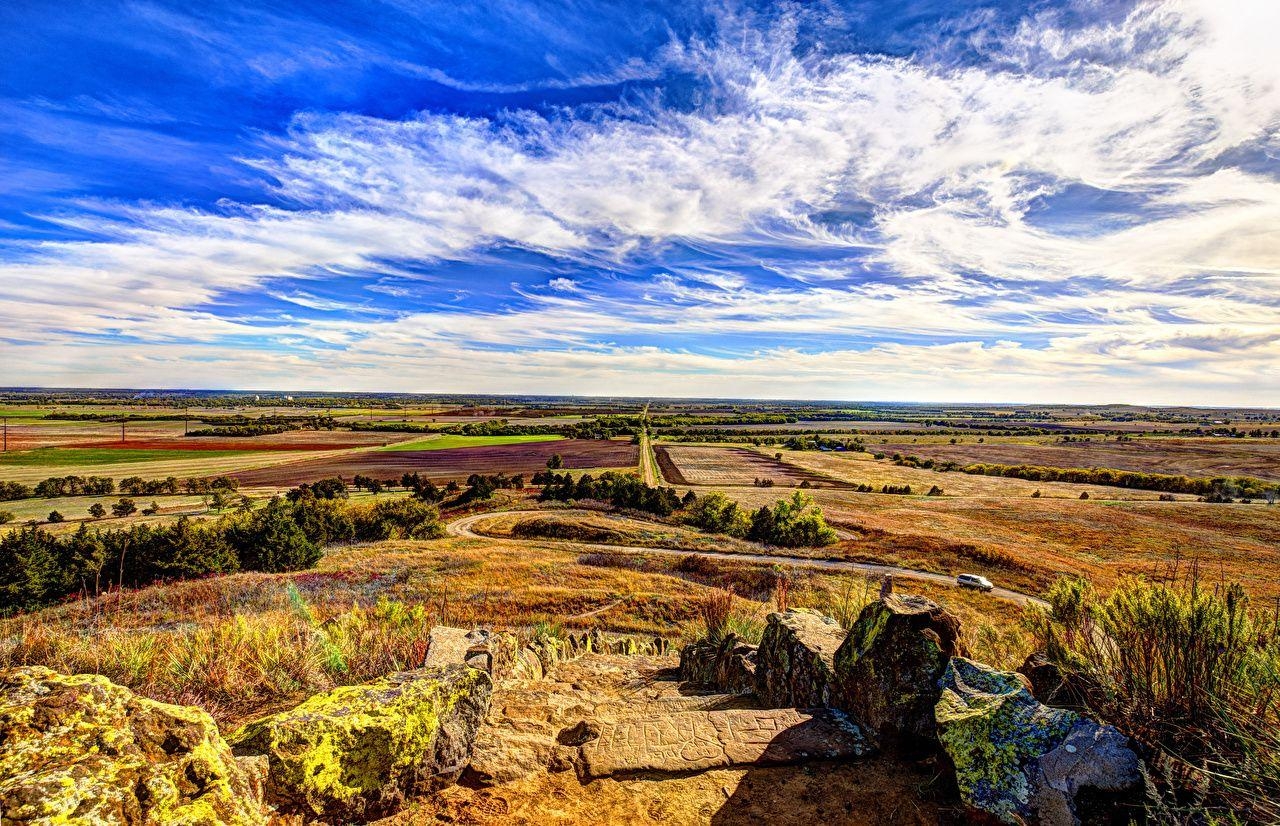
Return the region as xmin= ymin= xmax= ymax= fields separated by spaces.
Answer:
xmin=0 ymin=665 xmax=267 ymax=826
xmin=935 ymin=658 xmax=1143 ymax=825
xmin=756 ymin=609 xmax=847 ymax=708
xmin=832 ymin=594 xmax=963 ymax=745
xmin=421 ymin=626 xmax=487 ymax=669
xmin=231 ymin=664 xmax=491 ymax=822
xmin=679 ymin=633 xmax=757 ymax=695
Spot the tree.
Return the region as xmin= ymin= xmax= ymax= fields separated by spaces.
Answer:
xmin=0 ymin=511 xmax=13 ymax=525
xmin=210 ymin=490 xmax=229 ymax=511
xmin=233 ymin=498 xmax=321 ymax=572
xmin=47 ymin=510 xmax=65 ymax=523
xmin=142 ymin=501 xmax=161 ymax=516
xmin=112 ymin=498 xmax=137 ymax=518
xmin=88 ymin=503 xmax=106 ymax=519
xmin=546 ymin=454 xmax=564 ymax=470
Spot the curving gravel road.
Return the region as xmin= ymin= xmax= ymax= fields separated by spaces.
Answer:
xmin=446 ymin=510 xmax=1048 ymax=610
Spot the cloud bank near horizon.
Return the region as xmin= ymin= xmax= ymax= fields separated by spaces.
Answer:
xmin=1 ymin=0 xmax=1278 ymax=404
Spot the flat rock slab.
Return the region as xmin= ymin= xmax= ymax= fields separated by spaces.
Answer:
xmin=579 ymin=708 xmax=873 ymax=778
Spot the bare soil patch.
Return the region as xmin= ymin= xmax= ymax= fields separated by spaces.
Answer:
xmin=655 ymin=445 xmax=852 ymax=488
xmin=231 ymin=439 xmax=637 ymax=486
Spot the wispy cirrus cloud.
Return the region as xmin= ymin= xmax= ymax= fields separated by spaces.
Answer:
xmin=0 ymin=0 xmax=1277 ymax=402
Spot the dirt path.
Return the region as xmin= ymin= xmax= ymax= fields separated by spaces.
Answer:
xmin=447 ymin=510 xmax=1048 ymax=609
xmin=638 ymin=431 xmax=660 ymax=487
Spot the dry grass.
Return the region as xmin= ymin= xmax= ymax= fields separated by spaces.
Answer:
xmin=774 ymin=449 xmax=1190 ymax=501
xmin=875 ymin=437 xmax=1280 ymax=482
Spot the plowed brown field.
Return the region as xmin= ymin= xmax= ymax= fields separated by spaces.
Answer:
xmin=231 ymin=439 xmax=638 ymax=486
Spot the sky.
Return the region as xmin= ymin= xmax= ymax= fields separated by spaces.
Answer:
xmin=1 ymin=0 xmax=1278 ymax=404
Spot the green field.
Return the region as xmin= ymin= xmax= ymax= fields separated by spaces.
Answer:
xmin=379 ymin=434 xmax=564 ymax=451
xmin=0 ymin=447 xmax=252 ymax=468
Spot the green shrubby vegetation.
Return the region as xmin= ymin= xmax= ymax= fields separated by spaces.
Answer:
xmin=0 ymin=482 xmax=444 ymax=614
xmin=1032 ymin=571 xmax=1280 ymax=821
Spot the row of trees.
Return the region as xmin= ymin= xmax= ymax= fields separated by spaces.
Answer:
xmin=0 ymin=491 xmax=443 ymax=613
xmin=536 ymin=471 xmax=687 ymax=516
xmin=891 ymin=455 xmax=1278 ymax=498
xmin=14 ymin=474 xmax=240 ymax=500
xmin=684 ymin=491 xmax=838 ymax=547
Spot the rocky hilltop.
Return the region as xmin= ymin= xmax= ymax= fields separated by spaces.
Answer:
xmin=1 ymin=594 xmax=1144 ymax=825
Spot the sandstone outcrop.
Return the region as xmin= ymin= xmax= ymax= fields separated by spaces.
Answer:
xmin=0 ymin=665 xmax=268 ymax=826
xmin=755 ymin=608 xmax=846 ymax=708
xmin=679 ymin=631 xmax=757 ymax=695
xmin=579 ymin=707 xmax=873 ymax=778
xmin=935 ymin=657 xmax=1143 ymax=825
xmin=832 ymin=594 xmax=963 ymax=745
xmin=231 ymin=664 xmax=491 ymax=822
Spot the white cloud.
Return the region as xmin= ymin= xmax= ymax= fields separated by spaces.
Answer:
xmin=2 ymin=0 xmax=1278 ymax=402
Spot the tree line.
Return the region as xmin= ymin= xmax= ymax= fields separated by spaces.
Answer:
xmin=892 ymin=455 xmax=1278 ymax=498
xmin=0 ymin=485 xmax=443 ymax=614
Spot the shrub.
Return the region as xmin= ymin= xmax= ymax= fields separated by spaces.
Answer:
xmin=111 ymin=498 xmax=137 ymax=517
xmin=46 ymin=511 xmax=64 ymax=524
xmin=746 ymin=491 xmax=838 ymax=547
xmin=88 ymin=503 xmax=106 ymax=519
xmin=698 ymin=588 xmax=735 ymax=643
xmin=1031 ymin=570 xmax=1280 ymax=821
xmin=0 ymin=511 xmax=13 ymax=525
xmin=683 ymin=492 xmax=749 ymax=537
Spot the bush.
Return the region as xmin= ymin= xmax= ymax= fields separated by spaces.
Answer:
xmin=0 ymin=511 xmax=13 ymax=525
xmin=1031 ymin=571 xmax=1280 ymax=820
xmin=112 ymin=498 xmax=137 ymax=518
xmin=88 ymin=503 xmax=106 ymax=519
xmin=683 ymin=492 xmax=749 ymax=537
xmin=46 ymin=511 xmax=64 ymax=524
xmin=746 ymin=491 xmax=838 ymax=547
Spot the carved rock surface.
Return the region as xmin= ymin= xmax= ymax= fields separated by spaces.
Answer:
xmin=935 ymin=658 xmax=1143 ymax=826
xmin=579 ymin=707 xmax=873 ymax=778
xmin=833 ymin=594 xmax=963 ymax=745
xmin=756 ymin=609 xmax=846 ymax=708
xmin=0 ymin=666 xmax=268 ymax=826
xmin=231 ymin=664 xmax=491 ymax=822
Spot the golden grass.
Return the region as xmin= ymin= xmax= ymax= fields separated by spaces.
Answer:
xmin=0 ymin=524 xmax=1034 ymax=728
xmin=770 ymin=448 xmax=1191 ymax=501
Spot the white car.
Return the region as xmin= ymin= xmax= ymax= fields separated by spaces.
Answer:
xmin=957 ymin=573 xmax=994 ymax=592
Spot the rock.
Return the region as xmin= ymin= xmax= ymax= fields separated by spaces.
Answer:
xmin=422 ymin=626 xmax=489 ymax=669
xmin=0 ymin=665 xmax=267 ymax=826
xmin=579 ymin=708 xmax=874 ymax=778
xmin=556 ymin=720 xmax=601 ymax=746
xmin=231 ymin=664 xmax=492 ymax=822
xmin=935 ymin=658 xmax=1143 ymax=825
xmin=832 ymin=594 xmax=963 ymax=745
xmin=679 ymin=633 xmax=757 ymax=695
xmin=755 ymin=609 xmax=846 ymax=708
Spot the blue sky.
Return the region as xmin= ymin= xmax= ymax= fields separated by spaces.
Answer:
xmin=1 ymin=0 xmax=1278 ymax=403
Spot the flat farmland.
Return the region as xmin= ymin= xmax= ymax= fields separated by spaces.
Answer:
xmin=380 ymin=434 xmax=563 ymax=451
xmin=654 ymin=444 xmax=851 ymax=488
xmin=775 ymin=450 xmax=1188 ymax=500
xmin=874 ymin=438 xmax=1280 ymax=481
xmin=231 ymin=438 xmax=637 ymax=486
xmin=708 ymin=484 xmax=1280 ymax=599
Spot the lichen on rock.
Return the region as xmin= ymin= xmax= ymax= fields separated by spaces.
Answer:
xmin=833 ymin=594 xmax=962 ymax=746
xmin=231 ymin=663 xmax=492 ymax=822
xmin=935 ymin=657 xmax=1142 ymax=825
xmin=0 ymin=665 xmax=268 ymax=826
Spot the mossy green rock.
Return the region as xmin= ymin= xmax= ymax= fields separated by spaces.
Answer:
xmin=0 ymin=665 xmax=268 ymax=826
xmin=833 ymin=594 xmax=962 ymax=745
xmin=935 ymin=658 xmax=1079 ymax=824
xmin=231 ymin=663 xmax=492 ymax=822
